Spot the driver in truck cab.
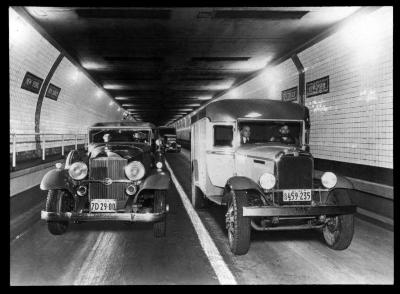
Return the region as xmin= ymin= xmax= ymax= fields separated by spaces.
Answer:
xmin=269 ymin=124 xmax=295 ymax=144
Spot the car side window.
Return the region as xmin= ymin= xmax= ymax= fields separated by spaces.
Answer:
xmin=214 ymin=125 xmax=233 ymax=147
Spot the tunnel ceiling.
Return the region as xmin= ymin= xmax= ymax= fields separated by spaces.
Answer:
xmin=24 ymin=6 xmax=360 ymax=126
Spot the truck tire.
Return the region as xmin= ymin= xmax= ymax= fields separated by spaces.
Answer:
xmin=191 ymin=169 xmax=205 ymax=209
xmin=153 ymin=190 xmax=167 ymax=238
xmin=323 ymin=188 xmax=354 ymax=250
xmin=225 ymin=190 xmax=251 ymax=255
xmin=46 ymin=190 xmax=72 ymax=235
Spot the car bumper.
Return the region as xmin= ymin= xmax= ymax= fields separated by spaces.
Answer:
xmin=165 ymin=146 xmax=180 ymax=151
xmin=41 ymin=210 xmax=166 ymax=222
xmin=242 ymin=204 xmax=356 ymax=217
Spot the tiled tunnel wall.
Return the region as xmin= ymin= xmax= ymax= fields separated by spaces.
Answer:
xmin=9 ymin=7 xmax=123 ymax=157
xmin=173 ymin=6 xmax=393 ymax=175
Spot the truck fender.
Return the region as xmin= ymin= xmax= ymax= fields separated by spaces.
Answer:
xmin=137 ymin=170 xmax=171 ymax=196
xmin=222 ymin=176 xmax=263 ymax=204
xmin=40 ymin=169 xmax=74 ymax=194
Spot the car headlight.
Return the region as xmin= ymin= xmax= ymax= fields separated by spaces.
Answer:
xmin=259 ymin=172 xmax=276 ymax=190
xmin=125 ymin=161 xmax=145 ymax=181
xmin=321 ymin=172 xmax=337 ymax=189
xmin=156 ymin=161 xmax=163 ymax=169
xmin=68 ymin=162 xmax=88 ymax=180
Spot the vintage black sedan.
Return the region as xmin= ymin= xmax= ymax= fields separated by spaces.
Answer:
xmin=40 ymin=121 xmax=170 ymax=237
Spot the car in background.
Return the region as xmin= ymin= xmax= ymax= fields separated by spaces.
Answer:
xmin=156 ymin=126 xmax=181 ymax=153
xmin=40 ymin=121 xmax=170 ymax=237
xmin=190 ymin=99 xmax=356 ymax=255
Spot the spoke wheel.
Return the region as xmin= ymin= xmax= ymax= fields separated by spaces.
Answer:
xmin=225 ymin=190 xmax=251 ymax=255
xmin=153 ymin=190 xmax=167 ymax=238
xmin=322 ymin=189 xmax=354 ymax=250
xmin=46 ymin=190 xmax=73 ymax=235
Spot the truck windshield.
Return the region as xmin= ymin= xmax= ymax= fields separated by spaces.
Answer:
xmin=238 ymin=121 xmax=302 ymax=146
xmin=89 ymin=129 xmax=151 ymax=144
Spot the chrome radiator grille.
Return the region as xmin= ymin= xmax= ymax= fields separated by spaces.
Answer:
xmin=89 ymin=157 xmax=128 ymax=200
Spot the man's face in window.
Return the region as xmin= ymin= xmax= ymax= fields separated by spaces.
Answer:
xmin=241 ymin=126 xmax=251 ymax=139
xmin=279 ymin=125 xmax=290 ymax=135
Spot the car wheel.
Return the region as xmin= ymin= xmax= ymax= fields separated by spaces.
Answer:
xmin=191 ymin=170 xmax=205 ymax=209
xmin=153 ymin=190 xmax=167 ymax=238
xmin=225 ymin=190 xmax=251 ymax=255
xmin=322 ymin=189 xmax=354 ymax=250
xmin=46 ymin=190 xmax=72 ymax=235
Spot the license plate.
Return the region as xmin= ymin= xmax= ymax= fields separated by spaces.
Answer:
xmin=283 ymin=189 xmax=312 ymax=202
xmin=90 ymin=199 xmax=116 ymax=212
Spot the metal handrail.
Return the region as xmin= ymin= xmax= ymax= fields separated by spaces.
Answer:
xmin=10 ymin=132 xmax=87 ymax=168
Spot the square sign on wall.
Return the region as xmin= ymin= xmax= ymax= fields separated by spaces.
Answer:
xmin=306 ymin=76 xmax=329 ymax=98
xmin=45 ymin=83 xmax=61 ymax=101
xmin=282 ymin=86 xmax=298 ymax=102
xmin=21 ymin=72 xmax=43 ymax=94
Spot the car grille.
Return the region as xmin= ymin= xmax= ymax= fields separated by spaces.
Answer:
xmin=89 ymin=157 xmax=128 ymax=201
xmin=276 ymin=155 xmax=314 ymax=205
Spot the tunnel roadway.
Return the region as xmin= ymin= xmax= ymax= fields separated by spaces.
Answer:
xmin=10 ymin=149 xmax=393 ymax=285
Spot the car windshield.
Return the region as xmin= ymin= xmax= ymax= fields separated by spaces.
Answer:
xmin=158 ymin=128 xmax=176 ymax=136
xmin=89 ymin=128 xmax=151 ymax=144
xmin=238 ymin=120 xmax=302 ymax=146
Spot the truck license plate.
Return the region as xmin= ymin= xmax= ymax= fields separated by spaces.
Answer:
xmin=90 ymin=199 xmax=116 ymax=212
xmin=283 ymin=189 xmax=312 ymax=202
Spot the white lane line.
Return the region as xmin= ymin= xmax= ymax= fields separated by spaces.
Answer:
xmin=165 ymin=160 xmax=237 ymax=285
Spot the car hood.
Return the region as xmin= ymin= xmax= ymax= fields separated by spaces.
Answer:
xmin=88 ymin=143 xmax=149 ymax=161
xmin=235 ymin=144 xmax=299 ymax=160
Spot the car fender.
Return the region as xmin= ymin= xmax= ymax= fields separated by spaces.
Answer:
xmin=137 ymin=170 xmax=171 ymax=194
xmin=40 ymin=169 xmax=74 ymax=194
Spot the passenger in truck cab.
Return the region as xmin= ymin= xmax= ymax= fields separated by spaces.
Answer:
xmin=240 ymin=125 xmax=251 ymax=144
xmin=269 ymin=124 xmax=295 ymax=144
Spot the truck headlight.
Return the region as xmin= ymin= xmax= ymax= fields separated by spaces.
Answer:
xmin=259 ymin=172 xmax=276 ymax=190
xmin=125 ymin=161 xmax=145 ymax=181
xmin=321 ymin=172 xmax=337 ymax=189
xmin=68 ymin=162 xmax=88 ymax=180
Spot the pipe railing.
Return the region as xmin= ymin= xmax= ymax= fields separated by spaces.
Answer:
xmin=10 ymin=132 xmax=87 ymax=168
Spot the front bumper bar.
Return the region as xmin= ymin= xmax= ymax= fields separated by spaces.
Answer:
xmin=41 ymin=210 xmax=165 ymax=222
xmin=242 ymin=205 xmax=356 ymax=217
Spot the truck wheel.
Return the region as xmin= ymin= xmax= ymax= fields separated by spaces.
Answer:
xmin=46 ymin=190 xmax=72 ymax=235
xmin=225 ymin=190 xmax=251 ymax=255
xmin=191 ymin=169 xmax=205 ymax=209
xmin=153 ymin=190 xmax=167 ymax=238
xmin=323 ymin=189 xmax=354 ymax=250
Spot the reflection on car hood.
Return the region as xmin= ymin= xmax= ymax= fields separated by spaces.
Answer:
xmin=235 ymin=144 xmax=300 ymax=160
xmin=88 ymin=143 xmax=149 ymax=161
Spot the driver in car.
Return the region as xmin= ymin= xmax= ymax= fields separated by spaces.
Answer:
xmin=269 ymin=124 xmax=295 ymax=144
xmin=240 ymin=125 xmax=251 ymax=144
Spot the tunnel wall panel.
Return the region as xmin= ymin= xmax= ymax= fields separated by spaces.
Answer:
xmin=299 ymin=6 xmax=393 ymax=170
xmin=9 ymin=7 xmax=123 ymax=155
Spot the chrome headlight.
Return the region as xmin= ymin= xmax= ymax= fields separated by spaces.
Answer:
xmin=321 ymin=172 xmax=337 ymax=189
xmin=68 ymin=162 xmax=88 ymax=180
xmin=259 ymin=172 xmax=276 ymax=190
xmin=125 ymin=161 xmax=145 ymax=181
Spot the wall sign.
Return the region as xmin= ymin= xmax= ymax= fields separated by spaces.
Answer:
xmin=45 ymin=83 xmax=61 ymax=101
xmin=306 ymin=76 xmax=329 ymax=98
xmin=281 ymin=86 xmax=298 ymax=102
xmin=21 ymin=72 xmax=43 ymax=94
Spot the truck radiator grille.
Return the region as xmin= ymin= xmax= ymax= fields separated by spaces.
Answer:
xmin=276 ymin=155 xmax=314 ymax=205
xmin=89 ymin=157 xmax=128 ymax=200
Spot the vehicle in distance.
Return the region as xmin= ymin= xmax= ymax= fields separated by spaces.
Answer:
xmin=190 ymin=99 xmax=356 ymax=255
xmin=156 ymin=126 xmax=181 ymax=153
xmin=40 ymin=121 xmax=170 ymax=237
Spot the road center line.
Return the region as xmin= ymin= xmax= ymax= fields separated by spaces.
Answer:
xmin=165 ymin=159 xmax=237 ymax=285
